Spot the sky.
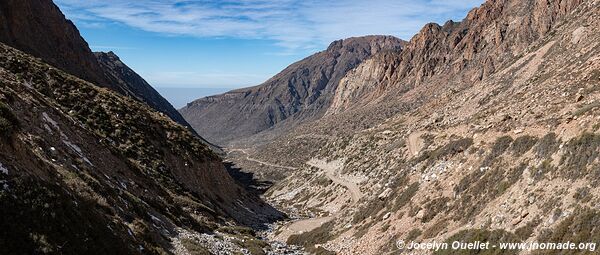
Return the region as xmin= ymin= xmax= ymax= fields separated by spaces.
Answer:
xmin=54 ymin=0 xmax=483 ymax=107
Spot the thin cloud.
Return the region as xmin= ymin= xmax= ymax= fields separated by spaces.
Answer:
xmin=55 ymin=0 xmax=483 ymax=51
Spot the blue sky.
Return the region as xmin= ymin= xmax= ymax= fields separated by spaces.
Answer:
xmin=54 ymin=0 xmax=483 ymax=91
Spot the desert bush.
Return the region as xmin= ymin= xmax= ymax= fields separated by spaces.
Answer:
xmin=392 ymin=182 xmax=420 ymax=211
xmin=422 ymin=218 xmax=449 ymax=239
xmin=573 ymin=187 xmax=592 ymax=203
xmin=418 ymin=138 xmax=474 ymax=163
xmin=406 ymin=228 xmax=422 ymax=241
xmin=511 ymin=135 xmax=538 ymax=156
xmin=352 ymin=198 xmax=386 ymax=224
xmin=535 ymin=207 xmax=600 ymax=255
xmin=559 ymin=133 xmax=600 ymax=179
xmin=515 ymin=217 xmax=542 ymax=240
xmin=532 ymin=160 xmax=555 ymax=181
xmin=181 ymin=239 xmax=211 ymax=255
xmin=421 ymin=197 xmax=450 ymax=223
xmin=0 ymin=102 xmax=18 ymax=137
xmin=481 ymin=136 xmax=513 ymax=166
xmin=434 ymin=229 xmax=520 ymax=255
xmin=287 ymin=221 xmax=335 ymax=247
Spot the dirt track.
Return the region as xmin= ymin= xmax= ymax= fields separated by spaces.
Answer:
xmin=274 ymin=158 xmax=363 ymax=241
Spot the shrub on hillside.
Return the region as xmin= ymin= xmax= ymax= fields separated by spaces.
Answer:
xmin=0 ymin=102 xmax=18 ymax=137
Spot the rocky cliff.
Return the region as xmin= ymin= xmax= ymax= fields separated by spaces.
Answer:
xmin=180 ymin=36 xmax=406 ymax=145
xmin=0 ymin=0 xmax=192 ymax=129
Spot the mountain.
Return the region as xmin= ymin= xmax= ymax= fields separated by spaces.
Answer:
xmin=0 ymin=41 xmax=283 ymax=254
xmin=0 ymin=0 xmax=191 ymax=129
xmin=0 ymin=0 xmax=108 ymax=87
xmin=210 ymin=0 xmax=600 ymax=254
xmin=94 ymin=52 xmax=193 ymax=132
xmin=180 ymin=36 xmax=406 ymax=145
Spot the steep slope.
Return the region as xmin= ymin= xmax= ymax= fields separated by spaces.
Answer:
xmin=0 ymin=0 xmax=192 ymax=129
xmin=327 ymin=0 xmax=585 ymax=114
xmin=180 ymin=36 xmax=405 ymax=145
xmin=230 ymin=0 xmax=600 ymax=254
xmin=0 ymin=0 xmax=107 ymax=87
xmin=95 ymin=52 xmax=194 ymax=132
xmin=0 ymin=43 xmax=282 ymax=254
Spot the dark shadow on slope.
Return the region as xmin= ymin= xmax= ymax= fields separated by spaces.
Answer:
xmin=224 ymin=161 xmax=275 ymax=195
xmin=223 ymin=161 xmax=288 ymax=230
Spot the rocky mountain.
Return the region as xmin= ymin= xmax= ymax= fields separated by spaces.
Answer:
xmin=180 ymin=36 xmax=405 ymax=145
xmin=214 ymin=0 xmax=600 ymax=254
xmin=0 ymin=41 xmax=285 ymax=254
xmin=0 ymin=0 xmax=191 ymax=129
xmin=0 ymin=0 xmax=108 ymax=87
xmin=95 ymin=52 xmax=193 ymax=132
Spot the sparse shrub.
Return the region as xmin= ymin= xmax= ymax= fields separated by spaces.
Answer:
xmin=515 ymin=217 xmax=542 ymax=240
xmin=481 ymin=136 xmax=513 ymax=166
xmin=573 ymin=187 xmax=592 ymax=203
xmin=392 ymin=182 xmax=420 ymax=211
xmin=422 ymin=218 xmax=448 ymax=239
xmin=181 ymin=239 xmax=211 ymax=255
xmin=353 ymin=198 xmax=386 ymax=224
xmin=559 ymin=133 xmax=600 ymax=179
xmin=434 ymin=229 xmax=521 ymax=255
xmin=241 ymin=238 xmax=268 ymax=255
xmin=572 ymin=102 xmax=600 ymax=116
xmin=418 ymin=138 xmax=474 ymax=163
xmin=0 ymin=102 xmax=18 ymax=137
xmin=511 ymin=135 xmax=538 ymax=156
xmin=406 ymin=228 xmax=422 ymax=241
xmin=453 ymin=163 xmax=522 ymax=221
xmin=421 ymin=197 xmax=450 ymax=223
xmin=287 ymin=221 xmax=335 ymax=247
xmin=535 ymin=207 xmax=600 ymax=255
xmin=532 ymin=160 xmax=555 ymax=181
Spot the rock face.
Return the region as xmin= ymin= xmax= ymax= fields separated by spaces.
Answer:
xmin=0 ymin=0 xmax=192 ymax=128
xmin=0 ymin=0 xmax=108 ymax=88
xmin=328 ymin=0 xmax=584 ymax=114
xmin=180 ymin=36 xmax=406 ymax=145
xmin=95 ymin=52 xmax=193 ymax=131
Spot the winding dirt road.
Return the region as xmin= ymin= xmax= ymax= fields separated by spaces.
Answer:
xmin=227 ymin=148 xmax=297 ymax=171
xmin=274 ymin=158 xmax=364 ymax=241
xmin=306 ymin=159 xmax=363 ymax=203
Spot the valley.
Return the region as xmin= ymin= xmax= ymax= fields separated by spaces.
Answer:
xmin=1 ymin=0 xmax=599 ymax=254
xmin=183 ymin=0 xmax=600 ymax=254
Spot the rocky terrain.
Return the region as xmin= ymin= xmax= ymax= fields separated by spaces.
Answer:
xmin=0 ymin=41 xmax=295 ymax=253
xmin=95 ymin=51 xmax=194 ymax=133
xmin=187 ymin=0 xmax=600 ymax=254
xmin=180 ymin=36 xmax=406 ymax=145
xmin=0 ymin=1 xmax=301 ymax=254
xmin=0 ymin=0 xmax=191 ymax=128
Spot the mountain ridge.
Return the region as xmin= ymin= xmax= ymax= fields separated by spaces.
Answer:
xmin=180 ymin=35 xmax=406 ymax=145
xmin=0 ymin=0 xmax=192 ymax=129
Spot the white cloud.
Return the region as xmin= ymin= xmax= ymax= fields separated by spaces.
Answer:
xmin=55 ymin=0 xmax=483 ymax=51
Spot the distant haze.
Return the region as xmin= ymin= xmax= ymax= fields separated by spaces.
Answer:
xmin=156 ymin=87 xmax=231 ymax=109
